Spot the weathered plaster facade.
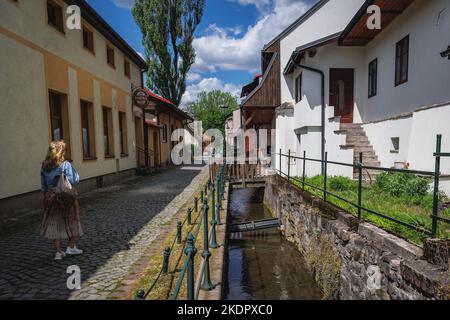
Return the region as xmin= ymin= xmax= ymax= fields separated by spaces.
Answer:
xmin=0 ymin=0 xmax=146 ymax=213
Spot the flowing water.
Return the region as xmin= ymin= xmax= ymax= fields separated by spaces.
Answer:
xmin=223 ymin=187 xmax=322 ymax=300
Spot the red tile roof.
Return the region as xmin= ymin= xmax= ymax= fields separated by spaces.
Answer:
xmin=143 ymin=88 xmax=175 ymax=106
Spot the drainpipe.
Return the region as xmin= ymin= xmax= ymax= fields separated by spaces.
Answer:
xmin=239 ymin=105 xmax=244 ymax=129
xmin=138 ymin=69 xmax=150 ymax=168
xmin=292 ymin=62 xmax=326 ymax=175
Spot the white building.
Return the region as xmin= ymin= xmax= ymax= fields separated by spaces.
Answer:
xmin=277 ymin=0 xmax=450 ymax=184
xmin=239 ymin=0 xmax=365 ymax=176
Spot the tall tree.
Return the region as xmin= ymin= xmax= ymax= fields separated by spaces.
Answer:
xmin=187 ymin=90 xmax=239 ymax=132
xmin=133 ymin=0 xmax=204 ymax=106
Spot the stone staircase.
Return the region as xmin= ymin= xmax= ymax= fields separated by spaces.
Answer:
xmin=337 ymin=123 xmax=381 ymax=181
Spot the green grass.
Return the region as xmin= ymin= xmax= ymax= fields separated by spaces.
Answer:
xmin=291 ymin=174 xmax=450 ymax=245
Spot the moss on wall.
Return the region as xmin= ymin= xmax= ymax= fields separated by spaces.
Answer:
xmin=304 ymin=232 xmax=341 ymax=300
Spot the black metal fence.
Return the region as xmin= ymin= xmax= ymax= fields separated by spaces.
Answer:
xmin=276 ymin=134 xmax=450 ymax=240
xmin=135 ymin=164 xmax=227 ymax=300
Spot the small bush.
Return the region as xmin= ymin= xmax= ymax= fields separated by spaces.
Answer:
xmin=309 ymin=175 xmax=325 ymax=187
xmin=405 ymin=176 xmax=430 ymax=197
xmin=374 ymin=172 xmax=430 ymax=197
xmin=329 ymin=176 xmax=355 ymax=191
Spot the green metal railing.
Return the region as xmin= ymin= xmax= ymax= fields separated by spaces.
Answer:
xmin=276 ymin=134 xmax=450 ymax=240
xmin=136 ymin=163 xmax=227 ymax=301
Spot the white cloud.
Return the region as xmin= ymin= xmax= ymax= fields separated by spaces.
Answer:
xmin=193 ymin=0 xmax=312 ymax=73
xmin=180 ymin=77 xmax=241 ymax=107
xmin=111 ymin=0 xmax=135 ymax=9
xmin=187 ymin=72 xmax=202 ymax=82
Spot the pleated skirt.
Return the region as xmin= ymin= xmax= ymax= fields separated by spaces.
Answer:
xmin=41 ymin=190 xmax=84 ymax=240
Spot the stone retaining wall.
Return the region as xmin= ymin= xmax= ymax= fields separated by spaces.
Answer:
xmin=264 ymin=174 xmax=449 ymax=300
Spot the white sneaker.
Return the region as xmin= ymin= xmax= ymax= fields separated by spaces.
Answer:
xmin=55 ymin=251 xmax=66 ymax=260
xmin=66 ymin=246 xmax=83 ymax=255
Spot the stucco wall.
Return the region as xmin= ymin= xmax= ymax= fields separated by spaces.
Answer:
xmin=291 ymin=44 xmax=366 ymax=129
xmin=159 ymin=113 xmax=183 ymax=166
xmin=362 ymin=103 xmax=450 ymax=183
xmin=280 ymin=0 xmax=366 ymax=103
xmin=274 ymin=108 xmax=295 ymax=174
xmin=362 ymin=116 xmax=413 ymax=169
xmin=0 ymin=0 xmax=142 ymax=89
xmin=361 ymin=0 xmax=450 ymax=122
xmin=285 ymin=44 xmax=361 ymax=177
xmin=0 ymin=34 xmax=49 ymax=198
xmin=277 ymin=0 xmax=450 ymax=181
xmin=0 ymin=0 xmax=142 ymax=200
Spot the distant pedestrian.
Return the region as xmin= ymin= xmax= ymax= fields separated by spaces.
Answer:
xmin=40 ymin=141 xmax=83 ymax=260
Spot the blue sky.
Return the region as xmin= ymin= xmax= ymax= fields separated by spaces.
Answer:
xmin=86 ymin=0 xmax=317 ymax=106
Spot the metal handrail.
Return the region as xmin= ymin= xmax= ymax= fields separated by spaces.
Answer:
xmin=171 ymin=251 xmax=193 ymax=300
xmin=277 ymin=152 xmax=436 ymax=176
xmin=275 ymin=134 xmax=449 ymax=240
xmin=136 ymin=163 xmax=227 ymax=300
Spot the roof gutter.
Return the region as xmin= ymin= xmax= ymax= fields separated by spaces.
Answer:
xmin=292 ymin=62 xmax=326 ymax=175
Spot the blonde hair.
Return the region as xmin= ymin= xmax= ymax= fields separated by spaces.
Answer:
xmin=43 ymin=141 xmax=66 ymax=171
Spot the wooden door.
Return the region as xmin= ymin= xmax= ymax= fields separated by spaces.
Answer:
xmin=330 ymin=69 xmax=354 ymax=123
xmin=135 ymin=117 xmax=144 ymax=166
xmin=153 ymin=131 xmax=160 ymax=167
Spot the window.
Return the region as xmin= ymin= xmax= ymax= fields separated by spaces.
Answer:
xmin=47 ymin=0 xmax=64 ymax=33
xmin=391 ymin=137 xmax=400 ymax=153
xmin=82 ymin=26 xmax=94 ymax=53
xmin=80 ymin=100 xmax=96 ymax=159
xmin=395 ymin=35 xmax=409 ymax=86
xmin=49 ymin=91 xmax=71 ymax=158
xmin=49 ymin=92 xmax=64 ymax=141
xmin=171 ymin=125 xmax=176 ymax=149
xmin=295 ymin=73 xmax=302 ymax=103
xmin=107 ymin=45 xmax=115 ymax=68
xmin=119 ymin=112 xmax=128 ymax=156
xmin=102 ymin=107 xmax=114 ymax=157
xmin=162 ymin=124 xmax=168 ymax=143
xmin=124 ymin=59 xmax=131 ymax=78
xmin=368 ymin=58 xmax=378 ymax=98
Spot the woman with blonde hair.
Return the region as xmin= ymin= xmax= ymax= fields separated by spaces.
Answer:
xmin=41 ymin=141 xmax=83 ymax=260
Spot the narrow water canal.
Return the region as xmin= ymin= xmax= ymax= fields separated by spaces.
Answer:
xmin=224 ymin=187 xmax=322 ymax=300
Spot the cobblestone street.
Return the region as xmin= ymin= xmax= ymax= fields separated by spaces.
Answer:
xmin=0 ymin=165 xmax=207 ymax=300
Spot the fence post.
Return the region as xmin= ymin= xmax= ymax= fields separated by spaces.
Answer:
xmin=162 ymin=247 xmax=171 ymax=273
xmin=279 ymin=149 xmax=282 ymax=175
xmin=200 ymin=190 xmax=204 ymax=203
xmin=302 ymin=150 xmax=306 ymax=190
xmin=323 ymin=152 xmax=328 ymax=201
xmin=216 ymin=180 xmax=222 ymax=225
xmin=135 ymin=289 xmax=145 ymax=300
xmin=185 ymin=233 xmax=197 ymax=301
xmin=177 ymin=221 xmax=182 ymax=244
xmin=431 ymin=134 xmax=442 ymax=238
xmin=204 ymin=183 xmax=208 ymax=196
xmin=288 ymin=149 xmax=291 ymax=183
xmin=194 ymin=197 xmax=198 ymax=213
xmin=200 ymin=198 xmax=213 ymax=291
xmin=210 ymin=184 xmax=218 ymax=249
xmin=187 ymin=208 xmax=192 ymax=225
xmin=357 ymin=152 xmax=363 ymax=220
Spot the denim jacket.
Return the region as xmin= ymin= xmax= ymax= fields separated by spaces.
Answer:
xmin=40 ymin=161 xmax=80 ymax=192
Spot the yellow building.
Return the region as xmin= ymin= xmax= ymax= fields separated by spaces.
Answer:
xmin=143 ymin=89 xmax=193 ymax=168
xmin=0 ymin=0 xmax=148 ymax=213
